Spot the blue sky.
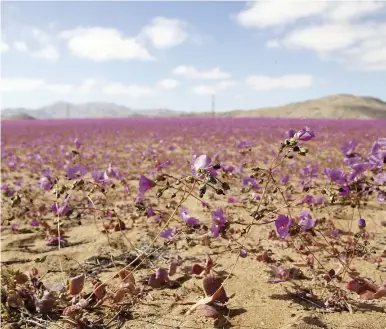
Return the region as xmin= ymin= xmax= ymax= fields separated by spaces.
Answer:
xmin=1 ymin=1 xmax=386 ymax=112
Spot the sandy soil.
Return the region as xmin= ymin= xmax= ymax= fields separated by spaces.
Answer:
xmin=2 ymin=178 xmax=386 ymax=329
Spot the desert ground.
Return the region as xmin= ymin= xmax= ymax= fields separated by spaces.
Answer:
xmin=1 ymin=117 xmax=385 ymax=329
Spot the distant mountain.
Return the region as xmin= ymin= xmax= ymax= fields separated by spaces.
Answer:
xmin=218 ymin=94 xmax=386 ymax=119
xmin=1 ymin=101 xmax=184 ymax=119
xmin=1 ymin=112 xmax=36 ymax=120
xmin=2 ymin=94 xmax=386 ymax=120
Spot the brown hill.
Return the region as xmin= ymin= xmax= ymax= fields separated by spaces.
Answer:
xmin=218 ymin=94 xmax=386 ymax=119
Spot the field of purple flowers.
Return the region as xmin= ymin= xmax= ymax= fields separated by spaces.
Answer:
xmin=1 ymin=118 xmax=386 ymax=329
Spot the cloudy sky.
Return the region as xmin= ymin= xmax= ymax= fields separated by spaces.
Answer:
xmin=1 ymin=0 xmax=386 ymax=112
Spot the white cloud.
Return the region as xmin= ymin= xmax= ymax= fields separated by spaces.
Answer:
xmin=266 ymin=39 xmax=280 ymax=48
xmin=102 ymin=78 xmax=180 ymax=96
xmin=0 ymin=78 xmax=45 ymax=92
xmin=173 ymin=65 xmax=230 ymax=80
xmin=45 ymin=83 xmax=74 ymax=94
xmin=102 ymin=83 xmax=157 ymax=98
xmin=78 ymin=79 xmax=97 ymax=94
xmin=193 ymin=80 xmax=237 ymax=95
xmin=32 ymin=45 xmax=60 ymax=61
xmin=235 ymin=1 xmax=385 ymax=29
xmin=235 ymin=1 xmax=328 ymax=29
xmin=60 ymin=27 xmax=154 ymax=61
xmin=282 ymin=22 xmax=386 ymax=70
xmin=156 ymin=79 xmax=180 ymax=89
xmin=0 ymin=77 xmax=91 ymax=95
xmin=245 ymin=74 xmax=313 ymax=91
xmin=1 ymin=41 xmax=10 ymax=52
xmin=1 ymin=77 xmax=181 ymax=99
xmin=30 ymin=28 xmax=50 ymax=45
xmin=13 ymin=41 xmax=28 ymax=52
xmin=326 ymin=2 xmax=385 ymax=22
xmin=282 ymin=23 xmax=371 ymax=53
xmin=140 ymin=17 xmax=188 ymax=49
xmin=236 ymin=1 xmax=386 ymax=71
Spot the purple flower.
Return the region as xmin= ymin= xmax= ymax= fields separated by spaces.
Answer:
xmin=339 ymin=186 xmax=351 ymax=197
xmin=298 ymin=211 xmax=316 ymax=231
xmin=91 ymin=170 xmax=112 ymax=185
xmin=227 ymin=197 xmax=238 ymax=204
xmin=351 ymin=162 xmax=374 ymax=173
xmin=275 ymin=215 xmax=294 ymax=239
xmin=160 ymin=228 xmax=176 ymax=240
xmin=211 ymin=208 xmax=227 ymax=239
xmin=40 ymin=177 xmax=52 ymax=191
xmin=42 ymin=168 xmax=51 ymax=178
xmin=222 ymin=165 xmax=235 ymax=173
xmin=51 ymin=195 xmax=71 ymax=216
xmin=295 ymin=127 xmax=315 ymax=142
xmin=66 ymin=164 xmax=87 ymax=180
xmin=324 ymin=168 xmax=346 ymax=185
xmin=201 ymin=201 xmax=209 ymax=208
xmin=135 ymin=194 xmax=144 ymax=204
xmin=1 ymin=184 xmax=10 ymax=191
xmin=46 ymin=236 xmax=68 ymax=247
xmin=179 ymin=208 xmax=199 ymax=226
xmin=374 ymin=173 xmax=386 ymax=185
xmin=286 ymin=129 xmax=295 ymax=138
xmin=146 ymin=207 xmax=155 ymax=217
xmin=377 ymin=191 xmax=385 ymax=203
xmin=281 ymin=175 xmax=290 ymax=184
xmin=314 ymin=195 xmax=325 ymax=204
xmin=369 ymin=138 xmax=386 ymax=167
xmin=329 ymin=229 xmax=341 ymax=238
xmin=11 ymin=224 xmax=19 ymax=232
xmin=238 ymin=141 xmax=252 ymax=149
xmin=251 ymin=193 xmax=261 ymax=200
xmin=341 ymin=139 xmax=358 ymax=157
xmin=239 ymin=249 xmax=248 ymax=258
xmin=139 ymin=175 xmax=155 ymax=195
xmin=298 ymin=194 xmax=314 ymax=205
xmin=242 ymin=177 xmax=260 ymax=190
xmin=192 ymin=155 xmax=217 ymax=177
xmin=149 ymin=160 xmax=171 ymax=175
xmin=358 ymin=218 xmax=366 ymax=228
xmin=74 ymin=138 xmax=81 ymax=149
xmin=153 ymin=215 xmax=162 ymax=222
xmin=30 ymin=219 xmax=39 ymax=227
xmin=106 ymin=164 xmax=119 ymax=179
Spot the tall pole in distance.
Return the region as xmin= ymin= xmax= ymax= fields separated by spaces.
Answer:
xmin=66 ymin=103 xmax=70 ymax=119
xmin=211 ymin=93 xmax=215 ymax=117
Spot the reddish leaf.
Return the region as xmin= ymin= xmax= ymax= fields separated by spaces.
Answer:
xmin=119 ymin=269 xmax=135 ymax=285
xmin=7 ymin=291 xmax=24 ymax=308
xmin=202 ymin=275 xmax=229 ymax=303
xmin=191 ymin=263 xmax=205 ymax=275
xmin=62 ymin=305 xmax=82 ymax=316
xmin=68 ymin=273 xmax=85 ymax=295
xmin=113 ymin=288 xmax=128 ymax=303
xmin=93 ymin=282 xmax=107 ymax=300
xmin=148 ymin=273 xmax=163 ymax=288
xmin=14 ymin=272 xmax=29 ymax=284
xmin=359 ymin=291 xmax=375 ymax=300
xmin=114 ymin=220 xmax=126 ymax=231
xmin=374 ymin=288 xmax=386 ymax=299
xmin=195 ymin=304 xmax=220 ymax=319
xmin=205 ymin=254 xmax=214 ymax=271
xmin=35 ymin=291 xmax=56 ymax=314
xmin=168 ymin=260 xmax=178 ymax=276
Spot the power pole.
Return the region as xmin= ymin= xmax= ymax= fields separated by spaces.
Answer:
xmin=66 ymin=103 xmax=70 ymax=119
xmin=211 ymin=93 xmax=215 ymax=117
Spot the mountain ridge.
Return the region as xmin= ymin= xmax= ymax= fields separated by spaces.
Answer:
xmin=2 ymin=94 xmax=386 ymax=120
